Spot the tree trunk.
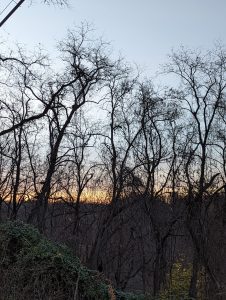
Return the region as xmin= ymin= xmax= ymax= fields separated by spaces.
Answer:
xmin=189 ymin=251 xmax=199 ymax=299
xmin=153 ymin=241 xmax=166 ymax=297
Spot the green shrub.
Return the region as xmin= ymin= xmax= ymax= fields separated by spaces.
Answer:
xmin=0 ymin=221 xmax=110 ymax=300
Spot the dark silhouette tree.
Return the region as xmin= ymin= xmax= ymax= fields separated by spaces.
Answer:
xmin=165 ymin=46 xmax=226 ymax=298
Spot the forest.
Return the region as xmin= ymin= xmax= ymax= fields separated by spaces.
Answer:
xmin=0 ymin=25 xmax=226 ymax=299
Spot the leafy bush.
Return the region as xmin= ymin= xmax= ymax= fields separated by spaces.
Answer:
xmin=0 ymin=221 xmax=111 ymax=300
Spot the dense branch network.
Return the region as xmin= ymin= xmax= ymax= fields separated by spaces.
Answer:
xmin=0 ymin=29 xmax=226 ymax=298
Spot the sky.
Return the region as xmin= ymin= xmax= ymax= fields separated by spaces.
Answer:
xmin=0 ymin=0 xmax=226 ymax=77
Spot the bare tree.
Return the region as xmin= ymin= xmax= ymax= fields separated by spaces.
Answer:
xmin=56 ymin=111 xmax=99 ymax=234
xmin=133 ymin=81 xmax=182 ymax=296
xmin=165 ymin=46 xmax=226 ymax=298
xmin=87 ymin=65 xmax=143 ymax=270
xmin=26 ymin=28 xmax=112 ymax=232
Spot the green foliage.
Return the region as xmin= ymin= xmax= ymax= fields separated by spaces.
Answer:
xmin=159 ymin=259 xmax=193 ymax=300
xmin=0 ymin=221 xmax=110 ymax=300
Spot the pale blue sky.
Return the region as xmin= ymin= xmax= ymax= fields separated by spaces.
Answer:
xmin=1 ymin=0 xmax=226 ymax=76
